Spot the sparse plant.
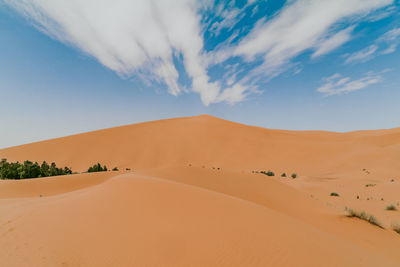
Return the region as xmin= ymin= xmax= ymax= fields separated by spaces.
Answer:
xmin=126 ymin=168 xmax=131 ymax=171
xmin=345 ymin=208 xmax=383 ymax=228
xmin=357 ymin=195 xmax=359 ymax=199
xmin=393 ymin=224 xmax=400 ymax=234
xmin=87 ymin=163 xmax=107 ymax=173
xmin=261 ymin=170 xmax=274 ymax=176
xmin=365 ymin=184 xmax=376 ymax=187
xmin=386 ymin=204 xmax=397 ymax=211
xmin=291 ymin=173 xmax=297 ymax=179
xmin=281 ymin=173 xmax=286 ymax=177
xmin=112 ymin=167 xmax=119 ymax=171
xmin=330 ymin=192 xmax=339 ymax=197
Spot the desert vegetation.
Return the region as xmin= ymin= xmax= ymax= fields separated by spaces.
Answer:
xmin=330 ymin=192 xmax=340 ymax=197
xmin=260 ymin=170 xmax=274 ymax=176
xmin=385 ymin=204 xmax=397 ymax=211
xmin=393 ymin=224 xmax=400 ymax=234
xmin=345 ymin=207 xmax=383 ymax=228
xmin=87 ymin=163 xmax=108 ymax=173
xmin=0 ymin=158 xmax=72 ymax=179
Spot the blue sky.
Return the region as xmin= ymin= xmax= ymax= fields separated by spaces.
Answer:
xmin=0 ymin=0 xmax=400 ymax=148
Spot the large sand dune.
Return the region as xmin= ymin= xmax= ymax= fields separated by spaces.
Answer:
xmin=1 ymin=115 xmax=400 ymax=266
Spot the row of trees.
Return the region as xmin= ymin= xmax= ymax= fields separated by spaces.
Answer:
xmin=0 ymin=159 xmax=72 ymax=180
xmin=0 ymin=159 xmax=123 ymax=180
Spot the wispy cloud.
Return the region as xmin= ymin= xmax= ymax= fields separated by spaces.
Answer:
xmin=317 ymin=72 xmax=382 ymax=96
xmin=3 ymin=0 xmax=394 ymax=105
xmin=344 ymin=45 xmax=378 ymax=64
xmin=231 ymin=0 xmax=392 ymax=84
xmin=344 ymin=27 xmax=400 ymax=63
xmin=312 ymin=26 xmax=354 ymax=58
xmin=378 ymin=27 xmax=400 ymax=54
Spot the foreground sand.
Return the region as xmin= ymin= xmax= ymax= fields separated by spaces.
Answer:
xmin=0 ymin=115 xmax=399 ymax=266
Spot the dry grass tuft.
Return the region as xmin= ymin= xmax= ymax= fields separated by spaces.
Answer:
xmin=345 ymin=208 xmax=383 ymax=228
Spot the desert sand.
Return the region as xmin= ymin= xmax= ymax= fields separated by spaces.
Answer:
xmin=0 ymin=115 xmax=399 ymax=266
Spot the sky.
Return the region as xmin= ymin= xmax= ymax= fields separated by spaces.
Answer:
xmin=0 ymin=0 xmax=400 ymax=148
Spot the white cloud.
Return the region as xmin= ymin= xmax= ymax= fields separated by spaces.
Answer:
xmin=4 ymin=0 xmax=229 ymax=105
xmin=381 ymin=44 xmax=398 ymax=55
xmin=3 ymin=0 xmax=394 ymax=105
xmin=317 ymin=72 xmax=382 ymax=95
xmin=208 ymin=4 xmax=244 ymax=36
xmin=312 ymin=26 xmax=354 ymax=58
xmin=231 ymin=0 xmax=392 ymax=84
xmin=344 ymin=45 xmax=378 ymax=64
xmin=344 ymin=27 xmax=400 ymax=63
xmin=378 ymin=27 xmax=400 ymax=54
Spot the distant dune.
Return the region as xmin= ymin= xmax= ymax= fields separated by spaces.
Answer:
xmin=2 ymin=115 xmax=399 ymax=176
xmin=1 ymin=115 xmax=400 ymax=266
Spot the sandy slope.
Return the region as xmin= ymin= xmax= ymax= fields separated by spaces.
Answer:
xmin=0 ymin=172 xmax=398 ymax=267
xmin=0 ymin=115 xmax=400 ymax=266
xmin=2 ymin=115 xmax=399 ymax=176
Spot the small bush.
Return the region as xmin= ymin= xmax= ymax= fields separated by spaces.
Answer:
xmin=365 ymin=184 xmax=376 ymax=187
xmin=345 ymin=208 xmax=383 ymax=228
xmin=393 ymin=224 xmax=400 ymax=234
xmin=330 ymin=192 xmax=340 ymax=197
xmin=281 ymin=173 xmax=286 ymax=177
xmin=126 ymin=168 xmax=131 ymax=171
xmin=112 ymin=167 xmax=119 ymax=171
xmin=385 ymin=204 xmax=397 ymax=211
xmin=88 ymin=163 xmax=107 ymax=173
xmin=291 ymin=173 xmax=297 ymax=179
xmin=261 ymin=170 xmax=274 ymax=176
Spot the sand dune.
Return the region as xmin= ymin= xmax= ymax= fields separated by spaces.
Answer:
xmin=0 ymin=173 xmax=398 ymax=266
xmin=2 ymin=115 xmax=399 ymax=176
xmin=1 ymin=115 xmax=400 ymax=266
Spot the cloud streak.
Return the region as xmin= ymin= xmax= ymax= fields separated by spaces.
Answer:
xmin=344 ymin=27 xmax=400 ymax=64
xmin=317 ymin=72 xmax=382 ymax=95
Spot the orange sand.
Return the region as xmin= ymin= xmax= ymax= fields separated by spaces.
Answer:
xmin=0 ymin=115 xmax=399 ymax=266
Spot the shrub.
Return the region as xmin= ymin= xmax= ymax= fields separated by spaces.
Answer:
xmin=291 ymin=173 xmax=297 ymax=179
xmin=261 ymin=170 xmax=274 ymax=176
xmin=393 ymin=224 xmax=400 ymax=234
xmin=330 ymin=192 xmax=340 ymax=197
xmin=126 ymin=168 xmax=131 ymax=171
xmin=345 ymin=208 xmax=383 ymax=228
xmin=87 ymin=163 xmax=107 ymax=173
xmin=281 ymin=173 xmax=286 ymax=177
xmin=365 ymin=184 xmax=376 ymax=187
xmin=0 ymin=158 xmax=72 ymax=179
xmin=385 ymin=204 xmax=397 ymax=211
xmin=112 ymin=167 xmax=119 ymax=171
